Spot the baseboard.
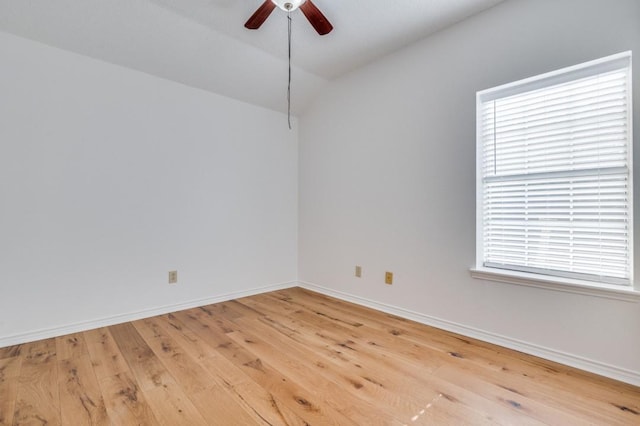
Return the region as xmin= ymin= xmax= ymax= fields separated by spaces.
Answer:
xmin=298 ymin=281 xmax=640 ymax=387
xmin=0 ymin=281 xmax=297 ymax=348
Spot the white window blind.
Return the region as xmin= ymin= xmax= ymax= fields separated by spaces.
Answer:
xmin=477 ymin=52 xmax=633 ymax=286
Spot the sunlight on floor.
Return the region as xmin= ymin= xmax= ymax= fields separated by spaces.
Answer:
xmin=407 ymin=393 xmax=443 ymax=424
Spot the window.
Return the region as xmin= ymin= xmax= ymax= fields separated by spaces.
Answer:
xmin=475 ymin=52 xmax=633 ymax=288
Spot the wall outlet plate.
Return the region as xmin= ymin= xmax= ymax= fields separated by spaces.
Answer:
xmin=355 ymin=265 xmax=362 ymax=277
xmin=168 ymin=270 xmax=178 ymax=284
xmin=385 ymin=271 xmax=393 ymax=285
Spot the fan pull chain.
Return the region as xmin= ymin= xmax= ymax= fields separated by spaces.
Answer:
xmin=287 ymin=12 xmax=292 ymax=130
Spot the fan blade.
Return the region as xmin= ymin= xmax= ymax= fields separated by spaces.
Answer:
xmin=245 ymin=0 xmax=276 ymax=30
xmin=299 ymin=0 xmax=333 ymax=35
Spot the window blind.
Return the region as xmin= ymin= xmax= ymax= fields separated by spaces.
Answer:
xmin=478 ymin=53 xmax=632 ymax=285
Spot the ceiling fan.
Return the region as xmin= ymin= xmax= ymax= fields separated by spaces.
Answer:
xmin=244 ymin=1 xmax=332 ymax=129
xmin=244 ymin=0 xmax=333 ymax=35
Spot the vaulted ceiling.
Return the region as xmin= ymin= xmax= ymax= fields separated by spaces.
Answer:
xmin=0 ymin=0 xmax=505 ymax=114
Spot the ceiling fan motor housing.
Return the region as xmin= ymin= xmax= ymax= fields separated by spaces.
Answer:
xmin=272 ymin=0 xmax=307 ymax=11
xmin=245 ymin=0 xmax=333 ymax=36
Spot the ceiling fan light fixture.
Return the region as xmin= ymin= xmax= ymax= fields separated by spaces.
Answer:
xmin=271 ymin=0 xmax=307 ymax=12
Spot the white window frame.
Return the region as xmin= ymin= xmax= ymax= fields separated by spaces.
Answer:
xmin=472 ymin=52 xmax=640 ymax=302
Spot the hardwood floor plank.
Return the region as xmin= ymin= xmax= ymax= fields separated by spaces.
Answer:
xmin=55 ymin=333 xmax=89 ymax=361
xmin=0 ymin=346 xmax=22 ymax=361
xmin=1 ymin=287 xmax=638 ymax=425
xmin=239 ymin=291 xmax=454 ymax=371
xmin=108 ymin=322 xmax=209 ymax=425
xmin=141 ymin=382 xmax=209 ymax=426
xmin=57 ymin=355 xmax=109 ymax=425
xmin=258 ymin=288 xmax=465 ymax=353
xmin=217 ymin=305 xmax=447 ymax=425
xmin=84 ymin=327 xmax=130 ymax=380
xmin=436 ymin=355 xmax=637 ymax=425
xmin=230 ymin=311 xmax=450 ymax=424
xmin=98 ymin=371 xmax=160 ymax=425
xmin=226 ymin=324 xmax=404 ymax=425
xmin=156 ymin=313 xmax=304 ymax=425
xmin=271 ymin=288 xmax=640 ymax=424
xmin=453 ymin=338 xmax=640 ymax=420
xmin=198 ymin=301 xmax=246 ymax=320
xmin=238 ymin=307 xmax=501 ymax=425
xmin=209 ymin=345 xmax=357 ymax=425
xmin=133 ymin=317 xmax=262 ymax=425
xmin=187 ymin=387 xmax=262 ymax=426
xmin=21 ymin=338 xmax=56 ymax=367
xmin=132 ymin=317 xmax=214 ymax=395
xmin=236 ymin=300 xmax=444 ymax=394
xmin=224 ymin=299 xmax=269 ymax=320
xmin=277 ymin=288 xmax=472 ymax=351
xmin=13 ymin=340 xmax=61 ymax=426
xmin=433 ymin=364 xmax=580 ymax=425
xmin=108 ymin=322 xmax=175 ymax=392
xmin=0 ymin=357 xmax=21 ymax=426
xmin=414 ymin=373 xmax=546 ymax=426
xmin=173 ymin=309 xmax=356 ymax=425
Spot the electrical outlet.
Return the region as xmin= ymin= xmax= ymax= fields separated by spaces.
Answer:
xmin=385 ymin=271 xmax=393 ymax=285
xmin=355 ymin=265 xmax=362 ymax=278
xmin=168 ymin=270 xmax=178 ymax=284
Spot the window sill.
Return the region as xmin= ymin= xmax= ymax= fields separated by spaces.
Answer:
xmin=470 ymin=267 xmax=640 ymax=302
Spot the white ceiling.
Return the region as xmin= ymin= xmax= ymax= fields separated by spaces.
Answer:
xmin=0 ymin=0 xmax=505 ymax=114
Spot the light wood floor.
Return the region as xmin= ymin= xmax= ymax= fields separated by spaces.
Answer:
xmin=1 ymin=287 xmax=639 ymax=425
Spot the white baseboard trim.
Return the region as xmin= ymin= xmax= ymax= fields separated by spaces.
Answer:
xmin=298 ymin=281 xmax=640 ymax=387
xmin=0 ymin=281 xmax=297 ymax=348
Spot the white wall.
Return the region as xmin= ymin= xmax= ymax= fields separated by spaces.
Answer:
xmin=299 ymin=0 xmax=640 ymax=383
xmin=0 ymin=31 xmax=298 ymax=343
